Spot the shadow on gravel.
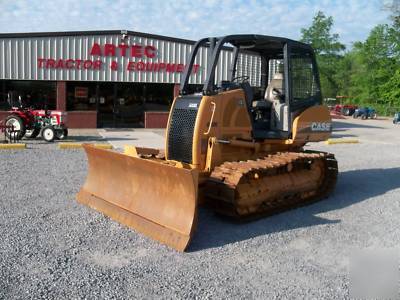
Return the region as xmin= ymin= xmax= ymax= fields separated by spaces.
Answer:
xmin=56 ymin=136 xmax=136 ymax=142
xmin=95 ymin=137 xmax=137 ymax=141
xmin=20 ymin=136 xmax=104 ymax=144
xmin=333 ymin=121 xmax=383 ymax=130
xmin=331 ymin=133 xmax=358 ymax=138
xmin=189 ymin=167 xmax=400 ymax=251
xmin=104 ymin=128 xmax=137 ymax=131
xmin=65 ymin=135 xmax=105 ymax=142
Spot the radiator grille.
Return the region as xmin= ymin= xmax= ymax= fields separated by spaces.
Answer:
xmin=168 ymin=108 xmax=198 ymax=163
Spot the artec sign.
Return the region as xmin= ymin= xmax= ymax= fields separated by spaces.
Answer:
xmin=37 ymin=43 xmax=200 ymax=74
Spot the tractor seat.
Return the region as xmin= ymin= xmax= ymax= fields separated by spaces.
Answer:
xmin=265 ymin=73 xmax=284 ymax=103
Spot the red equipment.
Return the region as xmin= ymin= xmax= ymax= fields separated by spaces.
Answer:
xmin=4 ymin=93 xmax=68 ymax=142
xmin=334 ymin=96 xmax=358 ymax=116
xmin=333 ymin=104 xmax=358 ymax=116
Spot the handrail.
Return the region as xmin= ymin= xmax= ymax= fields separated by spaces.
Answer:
xmin=204 ymin=102 xmax=216 ymax=135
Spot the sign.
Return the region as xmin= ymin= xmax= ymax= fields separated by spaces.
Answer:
xmin=37 ymin=42 xmax=200 ymax=74
xmin=311 ymin=122 xmax=332 ymax=131
xmin=75 ymin=87 xmax=88 ymax=98
xmin=90 ymin=43 xmax=157 ymax=58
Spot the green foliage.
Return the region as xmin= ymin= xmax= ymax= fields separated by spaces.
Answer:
xmin=300 ymin=11 xmax=345 ymax=56
xmin=301 ymin=10 xmax=400 ymax=115
xmin=382 ymin=69 xmax=400 ymax=106
xmin=300 ymin=11 xmax=345 ymax=98
xmin=342 ymin=24 xmax=400 ymax=114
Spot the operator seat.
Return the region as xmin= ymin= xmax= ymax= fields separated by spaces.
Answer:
xmin=264 ymin=73 xmax=284 ymax=103
xmin=264 ymin=73 xmax=287 ymax=131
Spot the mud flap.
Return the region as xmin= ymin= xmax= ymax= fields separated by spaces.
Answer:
xmin=77 ymin=145 xmax=198 ymax=251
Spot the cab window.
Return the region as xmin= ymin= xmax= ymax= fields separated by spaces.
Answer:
xmin=291 ymin=49 xmax=319 ymax=104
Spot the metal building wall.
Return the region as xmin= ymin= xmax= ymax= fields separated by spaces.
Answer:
xmin=0 ymin=33 xmax=261 ymax=86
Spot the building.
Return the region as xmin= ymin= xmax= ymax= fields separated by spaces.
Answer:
xmin=0 ymin=30 xmax=263 ymax=128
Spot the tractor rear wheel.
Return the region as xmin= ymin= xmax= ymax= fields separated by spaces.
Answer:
xmin=41 ymin=126 xmax=55 ymax=142
xmin=5 ymin=115 xmax=25 ymax=140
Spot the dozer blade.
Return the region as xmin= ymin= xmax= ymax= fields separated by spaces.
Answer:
xmin=76 ymin=145 xmax=198 ymax=251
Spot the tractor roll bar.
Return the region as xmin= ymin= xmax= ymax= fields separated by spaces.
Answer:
xmin=179 ymin=38 xmax=209 ymax=95
xmin=180 ymin=34 xmax=316 ymax=97
xmin=179 ymin=36 xmax=236 ymax=95
xmin=180 ymin=35 xmax=259 ymax=96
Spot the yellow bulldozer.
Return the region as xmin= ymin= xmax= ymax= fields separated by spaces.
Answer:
xmin=77 ymin=35 xmax=338 ymax=251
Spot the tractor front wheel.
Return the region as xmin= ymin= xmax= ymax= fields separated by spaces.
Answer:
xmin=42 ymin=126 xmax=55 ymax=142
xmin=56 ymin=128 xmax=68 ymax=140
xmin=5 ymin=115 xmax=26 ymax=140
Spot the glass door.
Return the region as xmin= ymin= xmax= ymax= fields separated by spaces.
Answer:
xmin=97 ymin=83 xmax=116 ymax=128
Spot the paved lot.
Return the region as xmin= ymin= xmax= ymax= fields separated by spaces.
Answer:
xmin=1 ymin=118 xmax=399 ymax=299
xmin=98 ymin=128 xmax=165 ymax=150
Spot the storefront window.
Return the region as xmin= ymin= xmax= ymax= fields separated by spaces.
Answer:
xmin=0 ymin=78 xmax=181 ymax=128
xmin=66 ymin=82 xmax=97 ymax=111
xmin=143 ymin=83 xmax=174 ymax=112
xmin=96 ymin=83 xmax=175 ymax=127
xmin=113 ymin=83 xmax=145 ymax=125
xmin=0 ymin=82 xmax=7 ymax=110
xmin=0 ymin=80 xmax=56 ymax=110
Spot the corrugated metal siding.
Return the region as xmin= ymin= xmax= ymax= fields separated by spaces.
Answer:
xmin=0 ymin=34 xmax=260 ymax=86
xmin=236 ymin=53 xmax=262 ymax=87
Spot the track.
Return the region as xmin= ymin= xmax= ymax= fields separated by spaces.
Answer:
xmin=203 ymin=151 xmax=338 ymax=220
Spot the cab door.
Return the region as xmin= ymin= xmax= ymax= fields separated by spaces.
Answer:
xmin=287 ymin=44 xmax=322 ymax=120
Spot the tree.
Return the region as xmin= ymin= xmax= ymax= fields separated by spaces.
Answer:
xmin=383 ymin=0 xmax=400 ymax=30
xmin=300 ymin=9 xmax=400 ymax=114
xmin=300 ymin=11 xmax=346 ymax=97
xmin=382 ymin=69 xmax=400 ymax=107
xmin=343 ymin=23 xmax=400 ymax=111
xmin=333 ymin=52 xmax=353 ymax=97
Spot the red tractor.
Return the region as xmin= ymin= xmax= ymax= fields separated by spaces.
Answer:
xmin=333 ymin=104 xmax=358 ymax=116
xmin=4 ymin=94 xmax=68 ymax=142
xmin=334 ymin=96 xmax=358 ymax=116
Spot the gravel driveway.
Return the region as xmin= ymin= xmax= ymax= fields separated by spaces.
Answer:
xmin=1 ymin=118 xmax=399 ymax=299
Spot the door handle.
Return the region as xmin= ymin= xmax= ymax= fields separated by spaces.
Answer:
xmin=204 ymin=102 xmax=216 ymax=135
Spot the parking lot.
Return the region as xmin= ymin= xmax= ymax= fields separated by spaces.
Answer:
xmin=1 ymin=117 xmax=399 ymax=299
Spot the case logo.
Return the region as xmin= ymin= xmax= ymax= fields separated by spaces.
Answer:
xmin=311 ymin=122 xmax=332 ymax=131
xmin=188 ymin=103 xmax=198 ymax=108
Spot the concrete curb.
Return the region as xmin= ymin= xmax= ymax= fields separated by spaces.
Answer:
xmin=325 ymin=138 xmax=359 ymax=145
xmin=0 ymin=143 xmax=26 ymax=149
xmin=58 ymin=143 xmax=113 ymax=149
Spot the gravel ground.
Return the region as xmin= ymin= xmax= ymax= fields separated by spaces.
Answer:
xmin=1 ymin=118 xmax=399 ymax=299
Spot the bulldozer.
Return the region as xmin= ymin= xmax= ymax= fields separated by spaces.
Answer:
xmin=77 ymin=35 xmax=338 ymax=251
